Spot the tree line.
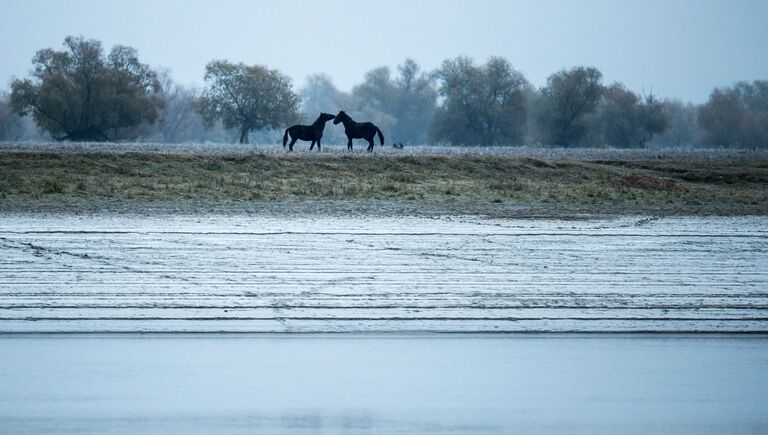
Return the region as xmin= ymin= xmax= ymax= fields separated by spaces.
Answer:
xmin=1 ymin=36 xmax=766 ymax=148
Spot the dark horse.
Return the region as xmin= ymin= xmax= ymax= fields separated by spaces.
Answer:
xmin=333 ymin=111 xmax=384 ymax=152
xmin=283 ymin=112 xmax=336 ymax=151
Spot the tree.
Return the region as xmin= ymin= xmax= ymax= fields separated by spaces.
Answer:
xmin=351 ymin=67 xmax=398 ymax=139
xmin=698 ymin=80 xmax=768 ymax=148
xmin=10 ymin=36 xmax=162 ymax=141
xmin=141 ymin=71 xmax=205 ymax=143
xmin=0 ymin=92 xmax=24 ymax=140
xmin=429 ymin=56 xmax=528 ymax=145
xmin=0 ymin=92 xmax=47 ymax=141
xmin=698 ymin=88 xmax=743 ymax=147
xmin=198 ymin=60 xmax=300 ymax=144
xmin=536 ymin=66 xmax=603 ymax=147
xmin=596 ymin=83 xmax=668 ymax=148
xmin=351 ymin=59 xmax=437 ymax=144
xmin=390 ymin=59 xmax=437 ymax=144
xmin=648 ymin=99 xmax=698 ymax=148
xmin=299 ymin=74 xmax=349 ymax=143
xmin=300 ymin=74 xmax=345 ymax=118
xmin=735 ymin=81 xmax=768 ymax=149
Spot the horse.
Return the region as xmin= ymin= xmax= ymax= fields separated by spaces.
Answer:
xmin=333 ymin=111 xmax=384 ymax=152
xmin=283 ymin=112 xmax=336 ymax=151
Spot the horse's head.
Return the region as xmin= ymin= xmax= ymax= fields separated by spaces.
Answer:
xmin=333 ymin=111 xmax=348 ymax=125
xmin=320 ymin=112 xmax=336 ymax=123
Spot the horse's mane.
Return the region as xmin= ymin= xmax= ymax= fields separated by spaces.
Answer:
xmin=311 ymin=114 xmax=325 ymax=126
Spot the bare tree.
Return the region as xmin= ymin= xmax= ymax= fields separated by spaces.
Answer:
xmin=144 ymin=71 xmax=207 ymax=143
xmin=351 ymin=59 xmax=437 ymax=144
xmin=299 ymin=74 xmax=349 ymax=143
xmin=0 ymin=92 xmax=25 ymax=140
xmin=648 ymin=99 xmax=698 ymax=148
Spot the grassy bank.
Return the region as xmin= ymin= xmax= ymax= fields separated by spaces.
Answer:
xmin=1 ymin=151 xmax=767 ymax=215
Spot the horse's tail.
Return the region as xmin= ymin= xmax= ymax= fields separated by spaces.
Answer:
xmin=376 ymin=127 xmax=384 ymax=146
xmin=282 ymin=128 xmax=289 ymax=147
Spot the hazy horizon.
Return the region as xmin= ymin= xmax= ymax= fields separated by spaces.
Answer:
xmin=1 ymin=0 xmax=767 ymax=103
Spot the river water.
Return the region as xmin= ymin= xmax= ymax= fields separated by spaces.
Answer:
xmin=1 ymin=334 xmax=767 ymax=434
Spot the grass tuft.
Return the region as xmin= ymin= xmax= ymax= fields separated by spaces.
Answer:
xmin=41 ymin=179 xmax=65 ymax=194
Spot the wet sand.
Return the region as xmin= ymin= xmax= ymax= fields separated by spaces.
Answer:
xmin=1 ymin=213 xmax=766 ymax=333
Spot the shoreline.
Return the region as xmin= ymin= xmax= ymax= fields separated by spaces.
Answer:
xmin=3 ymin=331 xmax=768 ymax=336
xmin=1 ymin=200 xmax=766 ymax=219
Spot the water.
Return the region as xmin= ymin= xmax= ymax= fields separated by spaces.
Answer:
xmin=1 ymin=334 xmax=766 ymax=434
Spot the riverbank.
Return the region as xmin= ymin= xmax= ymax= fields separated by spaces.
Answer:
xmin=1 ymin=150 xmax=766 ymax=216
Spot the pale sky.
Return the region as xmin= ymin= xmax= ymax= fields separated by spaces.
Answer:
xmin=1 ymin=0 xmax=766 ymax=103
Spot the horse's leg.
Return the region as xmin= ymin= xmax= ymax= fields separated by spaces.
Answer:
xmin=316 ymin=137 xmax=321 ymax=152
xmin=288 ymin=137 xmax=298 ymax=151
xmin=366 ymin=138 xmax=374 ymax=153
xmin=347 ymin=137 xmax=353 ymax=151
xmin=309 ymin=140 xmax=316 ymax=151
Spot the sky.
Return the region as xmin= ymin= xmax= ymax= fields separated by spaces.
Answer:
xmin=1 ymin=0 xmax=766 ymax=103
